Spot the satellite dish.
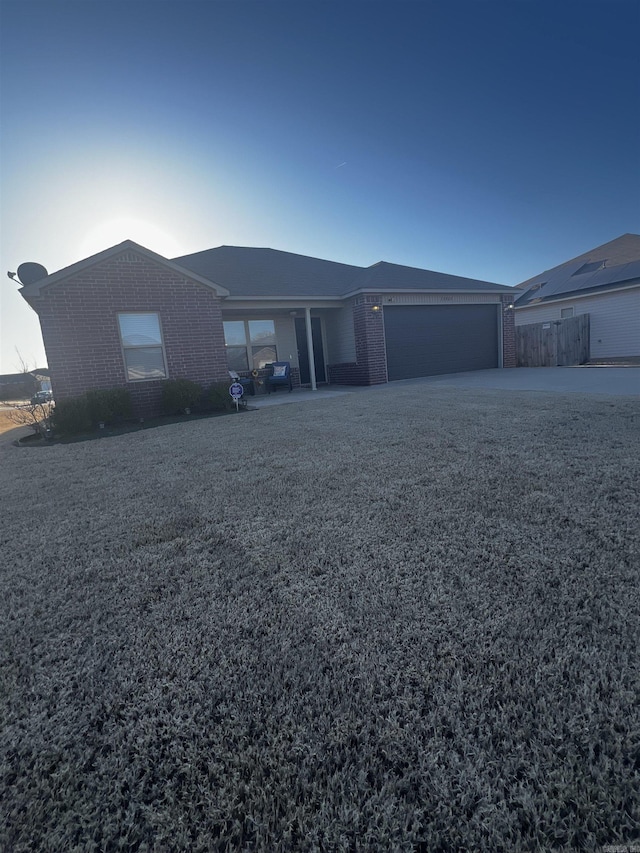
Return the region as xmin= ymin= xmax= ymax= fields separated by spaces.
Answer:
xmin=17 ymin=262 xmax=48 ymax=285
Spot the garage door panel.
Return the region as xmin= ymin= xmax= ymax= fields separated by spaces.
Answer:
xmin=384 ymin=305 xmax=499 ymax=380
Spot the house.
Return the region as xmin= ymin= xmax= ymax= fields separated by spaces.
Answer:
xmin=18 ymin=240 xmax=516 ymax=417
xmin=514 ymin=234 xmax=640 ymax=360
xmin=0 ymin=368 xmax=49 ymax=401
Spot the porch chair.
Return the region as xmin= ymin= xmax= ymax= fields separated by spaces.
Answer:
xmin=266 ymin=362 xmax=292 ymax=393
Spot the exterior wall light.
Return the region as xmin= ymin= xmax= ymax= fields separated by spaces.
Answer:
xmin=371 ymin=304 xmax=381 ymax=312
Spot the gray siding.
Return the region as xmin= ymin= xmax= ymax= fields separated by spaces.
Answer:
xmin=274 ymin=318 xmax=299 ymax=368
xmin=324 ymin=305 xmax=356 ymax=363
xmin=515 ymin=286 xmax=640 ymax=358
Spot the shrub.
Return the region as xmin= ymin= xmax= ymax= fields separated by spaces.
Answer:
xmin=161 ymin=378 xmax=203 ymax=414
xmin=206 ymin=381 xmax=237 ymax=412
xmin=51 ymin=397 xmax=92 ymax=435
xmin=85 ymin=388 xmax=132 ymax=425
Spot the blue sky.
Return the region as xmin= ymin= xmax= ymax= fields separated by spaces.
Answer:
xmin=1 ymin=0 xmax=638 ymax=372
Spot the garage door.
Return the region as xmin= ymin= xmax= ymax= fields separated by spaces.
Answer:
xmin=384 ymin=304 xmax=499 ymax=381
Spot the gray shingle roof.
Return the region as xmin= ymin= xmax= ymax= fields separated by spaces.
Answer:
xmin=172 ymin=246 xmax=511 ymax=299
xmin=347 ymin=261 xmax=510 ymax=294
xmin=172 ymin=247 xmax=362 ymax=298
xmin=515 ymin=234 xmax=640 ymax=307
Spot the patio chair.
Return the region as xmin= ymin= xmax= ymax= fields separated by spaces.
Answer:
xmin=266 ymin=362 xmax=292 ymax=393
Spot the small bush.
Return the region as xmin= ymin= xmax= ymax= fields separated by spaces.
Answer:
xmin=206 ymin=381 xmax=237 ymax=412
xmin=51 ymin=397 xmax=92 ymax=435
xmin=86 ymin=388 xmax=132 ymax=425
xmin=161 ymin=378 xmax=203 ymax=414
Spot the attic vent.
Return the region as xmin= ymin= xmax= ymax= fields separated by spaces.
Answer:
xmin=572 ymin=260 xmax=605 ymax=276
xmin=116 ymin=252 xmax=145 ymax=263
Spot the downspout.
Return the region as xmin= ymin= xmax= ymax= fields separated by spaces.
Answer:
xmin=305 ymin=307 xmax=317 ymax=390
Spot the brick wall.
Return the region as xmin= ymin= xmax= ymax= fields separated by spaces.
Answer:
xmin=290 ymin=366 xmax=301 ymax=389
xmin=28 ymin=250 xmax=229 ymax=417
xmin=501 ymin=294 xmax=517 ymax=368
xmin=328 ymin=296 xmax=388 ymax=385
xmin=327 ymin=362 xmax=368 ymax=385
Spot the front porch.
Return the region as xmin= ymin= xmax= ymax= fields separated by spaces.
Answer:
xmin=222 ymin=302 xmax=347 ymax=392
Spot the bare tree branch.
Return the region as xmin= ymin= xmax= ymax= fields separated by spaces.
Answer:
xmin=14 ymin=347 xmax=33 ymax=375
xmin=7 ymin=402 xmax=53 ymax=436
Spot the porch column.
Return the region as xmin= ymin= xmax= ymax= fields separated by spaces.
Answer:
xmin=305 ymin=307 xmax=317 ymax=390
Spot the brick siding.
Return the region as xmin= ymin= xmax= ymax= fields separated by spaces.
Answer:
xmin=501 ymin=294 xmax=517 ymax=368
xmin=290 ymin=366 xmax=301 ymax=389
xmin=27 ymin=251 xmax=229 ymax=417
xmin=328 ymin=296 xmax=388 ymax=385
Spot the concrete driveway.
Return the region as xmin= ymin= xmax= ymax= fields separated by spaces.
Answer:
xmin=403 ymin=366 xmax=640 ymax=396
xmin=252 ymin=366 xmax=639 ymax=408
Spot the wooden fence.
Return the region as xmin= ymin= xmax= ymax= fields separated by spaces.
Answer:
xmin=516 ymin=314 xmax=590 ymax=367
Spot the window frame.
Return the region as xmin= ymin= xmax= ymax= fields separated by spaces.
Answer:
xmin=560 ymin=306 xmax=575 ymax=319
xmin=223 ymin=319 xmax=277 ymax=371
xmin=117 ymin=311 xmax=168 ymax=382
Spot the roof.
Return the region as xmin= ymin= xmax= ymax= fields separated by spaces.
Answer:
xmin=19 ymin=240 xmax=230 ymax=300
xmin=515 ymin=234 xmax=640 ymax=307
xmin=19 ymin=240 xmax=511 ymax=307
xmin=173 ymin=246 xmax=511 ymax=298
xmin=172 ymin=246 xmax=362 ymax=298
xmin=344 ymin=260 xmax=511 ymax=295
xmin=0 ymin=373 xmax=38 ymax=385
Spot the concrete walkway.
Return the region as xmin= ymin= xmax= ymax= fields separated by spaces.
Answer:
xmin=250 ymin=367 xmax=639 ymax=408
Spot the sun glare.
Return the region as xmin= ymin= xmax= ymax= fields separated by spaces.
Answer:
xmin=78 ymin=217 xmax=185 ymax=261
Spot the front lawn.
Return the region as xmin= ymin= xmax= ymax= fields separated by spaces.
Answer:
xmin=1 ymin=385 xmax=638 ymax=851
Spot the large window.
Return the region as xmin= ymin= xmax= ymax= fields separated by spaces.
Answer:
xmin=223 ymin=320 xmax=277 ymax=371
xmin=118 ymin=313 xmax=167 ymax=380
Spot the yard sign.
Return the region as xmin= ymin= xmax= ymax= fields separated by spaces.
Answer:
xmin=229 ymin=382 xmax=244 ymax=412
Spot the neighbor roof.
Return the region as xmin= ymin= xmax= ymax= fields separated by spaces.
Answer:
xmin=515 ymin=234 xmax=640 ymax=307
xmin=173 ymin=246 xmax=511 ymax=299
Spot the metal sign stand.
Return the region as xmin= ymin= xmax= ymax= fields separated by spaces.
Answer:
xmin=229 ymin=382 xmax=244 ymax=412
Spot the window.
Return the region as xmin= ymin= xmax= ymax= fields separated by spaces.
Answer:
xmin=560 ymin=307 xmax=574 ymax=319
xmin=223 ymin=320 xmax=277 ymax=370
xmin=118 ymin=313 xmax=167 ymax=380
xmin=223 ymin=321 xmax=249 ymax=371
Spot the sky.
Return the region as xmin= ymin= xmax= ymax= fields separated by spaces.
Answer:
xmin=1 ymin=0 xmax=638 ymax=373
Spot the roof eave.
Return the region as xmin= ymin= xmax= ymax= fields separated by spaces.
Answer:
xmin=222 ymin=295 xmax=344 ymax=303
xmin=342 ymin=286 xmax=512 ymax=299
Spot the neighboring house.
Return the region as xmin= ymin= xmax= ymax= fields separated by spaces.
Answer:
xmin=0 ymin=372 xmax=36 ymax=401
xmin=19 ymin=240 xmax=516 ymax=417
xmin=514 ymin=234 xmax=640 ymax=360
xmin=0 ymin=369 xmax=48 ymax=401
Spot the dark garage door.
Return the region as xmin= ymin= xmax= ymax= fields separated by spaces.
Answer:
xmin=384 ymin=304 xmax=499 ymax=381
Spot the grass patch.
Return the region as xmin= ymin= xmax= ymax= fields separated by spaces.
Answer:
xmin=1 ymin=386 xmax=638 ymax=851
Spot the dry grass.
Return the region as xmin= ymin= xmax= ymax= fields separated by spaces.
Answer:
xmin=0 ymin=404 xmax=31 ymax=439
xmin=1 ymin=385 xmax=639 ymax=851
